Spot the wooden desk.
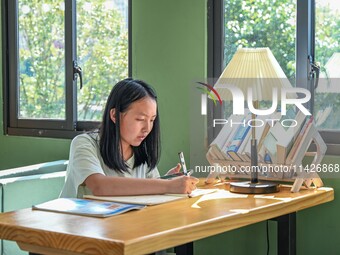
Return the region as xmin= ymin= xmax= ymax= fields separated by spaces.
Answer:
xmin=0 ymin=181 xmax=334 ymax=255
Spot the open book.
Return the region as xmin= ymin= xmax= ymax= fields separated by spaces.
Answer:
xmin=84 ymin=188 xmax=217 ymax=206
xmin=32 ymin=198 xmax=145 ymax=218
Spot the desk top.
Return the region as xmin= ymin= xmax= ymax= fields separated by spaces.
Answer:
xmin=0 ymin=181 xmax=334 ymax=255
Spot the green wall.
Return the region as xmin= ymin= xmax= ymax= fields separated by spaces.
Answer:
xmin=132 ymin=0 xmax=207 ymax=173
xmin=1 ymin=0 xmax=339 ymax=254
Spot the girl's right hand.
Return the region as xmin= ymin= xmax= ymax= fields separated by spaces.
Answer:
xmin=167 ymin=175 xmax=199 ymax=194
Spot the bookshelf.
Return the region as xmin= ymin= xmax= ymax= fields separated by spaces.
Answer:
xmin=206 ymin=123 xmax=327 ymax=192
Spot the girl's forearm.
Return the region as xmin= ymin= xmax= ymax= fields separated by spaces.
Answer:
xmin=85 ymin=173 xmax=198 ymax=196
xmin=85 ymin=174 xmax=171 ymax=196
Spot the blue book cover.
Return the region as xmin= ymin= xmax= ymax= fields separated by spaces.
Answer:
xmin=32 ymin=198 xmax=145 ymax=218
xmin=227 ymin=114 xmax=251 ymax=160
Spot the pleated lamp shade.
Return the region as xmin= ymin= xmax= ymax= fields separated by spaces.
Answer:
xmin=214 ymin=47 xmax=294 ymax=101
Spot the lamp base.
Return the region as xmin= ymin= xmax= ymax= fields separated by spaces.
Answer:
xmin=229 ymin=181 xmax=280 ymax=194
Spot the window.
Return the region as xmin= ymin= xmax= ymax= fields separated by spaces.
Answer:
xmin=314 ymin=0 xmax=340 ymax=130
xmin=3 ymin=0 xmax=130 ymax=138
xmin=209 ymin=0 xmax=340 ymax=153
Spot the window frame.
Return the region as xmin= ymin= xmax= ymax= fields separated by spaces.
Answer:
xmin=2 ymin=0 xmax=132 ymax=139
xmin=207 ymin=0 xmax=224 ymax=144
xmin=208 ymin=0 xmax=340 ymax=155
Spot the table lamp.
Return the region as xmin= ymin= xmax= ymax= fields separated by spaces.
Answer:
xmin=214 ymin=47 xmax=294 ymax=194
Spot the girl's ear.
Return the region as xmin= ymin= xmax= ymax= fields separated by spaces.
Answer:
xmin=109 ymin=108 xmax=116 ymax=123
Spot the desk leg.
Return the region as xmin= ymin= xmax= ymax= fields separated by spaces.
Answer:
xmin=271 ymin=212 xmax=296 ymax=255
xmin=174 ymin=242 xmax=193 ymax=255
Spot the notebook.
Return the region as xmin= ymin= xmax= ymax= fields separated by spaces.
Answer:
xmin=32 ymin=198 xmax=145 ymax=218
xmin=83 ymin=188 xmax=218 ymax=206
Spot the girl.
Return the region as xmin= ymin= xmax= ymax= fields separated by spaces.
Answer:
xmin=60 ymin=78 xmax=198 ymax=199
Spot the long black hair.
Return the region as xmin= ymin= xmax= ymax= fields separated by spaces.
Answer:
xmin=99 ymin=78 xmax=160 ymax=173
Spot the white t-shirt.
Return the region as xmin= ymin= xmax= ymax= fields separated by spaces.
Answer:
xmin=60 ymin=133 xmax=160 ymax=198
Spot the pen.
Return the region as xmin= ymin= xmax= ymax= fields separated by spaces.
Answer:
xmin=159 ymin=172 xmax=184 ymax=179
xmin=159 ymin=170 xmax=193 ymax=179
xmin=178 ymin=151 xmax=188 ymax=175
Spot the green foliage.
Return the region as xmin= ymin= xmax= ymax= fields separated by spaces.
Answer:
xmin=18 ymin=0 xmax=128 ymax=120
xmin=224 ymin=0 xmax=296 ymax=79
xmin=19 ymin=1 xmax=65 ymax=118
xmin=315 ymin=7 xmax=340 ymax=66
xmin=222 ymin=0 xmax=296 ymax=118
xmin=314 ymin=6 xmax=340 ymax=129
xmin=77 ymin=0 xmax=128 ymax=121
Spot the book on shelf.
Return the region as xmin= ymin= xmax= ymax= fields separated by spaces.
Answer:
xmin=263 ymin=109 xmax=306 ymax=164
xmin=257 ymin=111 xmax=282 ymax=153
xmin=277 ymin=110 xmax=306 ymax=164
xmin=285 ymin=116 xmax=314 ymax=165
xmin=84 ymin=188 xmax=217 ymax=206
xmin=209 ymin=117 xmax=232 ymax=160
xmin=226 ymin=112 xmax=252 ymax=161
xmin=221 ymin=111 xmax=251 ymax=156
xmin=209 ymin=114 xmax=246 ymax=160
xmin=237 ymin=132 xmax=251 ymax=161
xmin=32 ymin=198 xmax=145 ymax=218
xmin=262 ymin=132 xmax=278 ymax=164
xmin=242 ymin=112 xmax=281 ymax=163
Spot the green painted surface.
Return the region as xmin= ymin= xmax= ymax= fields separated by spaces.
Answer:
xmin=132 ymin=0 xmax=207 ymax=174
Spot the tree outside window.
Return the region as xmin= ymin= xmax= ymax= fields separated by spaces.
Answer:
xmin=17 ymin=0 xmax=128 ymax=123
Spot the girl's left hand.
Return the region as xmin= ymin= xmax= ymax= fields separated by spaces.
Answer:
xmin=165 ymin=163 xmax=181 ymax=176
